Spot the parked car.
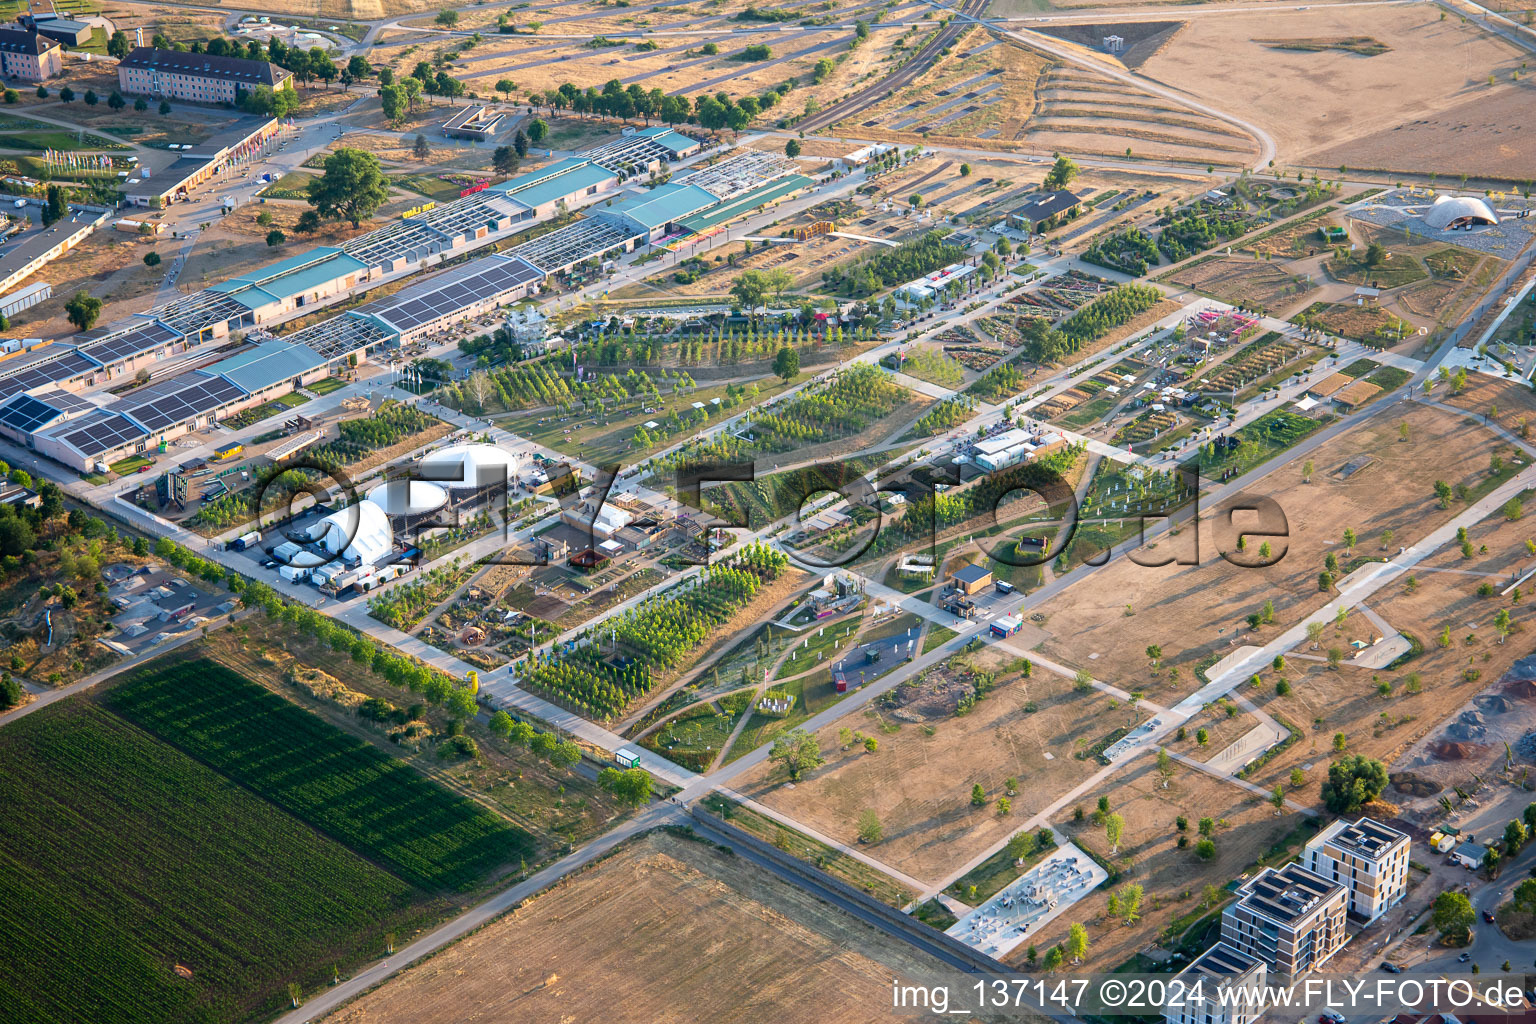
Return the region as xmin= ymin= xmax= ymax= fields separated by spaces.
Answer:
xmin=1458 ymin=952 xmax=1473 ymax=963
xmin=1483 ymin=910 xmax=1496 ymax=923
xmin=1380 ymin=962 xmax=1402 ymax=974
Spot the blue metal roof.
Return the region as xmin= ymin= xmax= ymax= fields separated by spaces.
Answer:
xmin=494 ymin=160 xmax=614 ymax=209
xmin=211 ymin=246 xmax=368 ymax=303
xmin=210 ymin=340 xmax=327 ymax=394
xmin=602 ymin=183 xmax=718 ymax=230
xmin=635 ymin=126 xmax=699 ymax=155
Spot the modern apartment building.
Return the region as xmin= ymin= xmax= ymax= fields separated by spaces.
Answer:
xmin=1163 ymin=942 xmax=1267 ymax=1024
xmin=116 ymin=47 xmax=292 ymax=105
xmin=1220 ymin=863 xmax=1348 ymax=978
xmin=1302 ymin=816 xmax=1411 ymax=923
xmin=0 ymin=27 xmax=61 ymax=81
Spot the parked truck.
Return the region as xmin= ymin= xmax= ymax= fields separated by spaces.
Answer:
xmin=278 ymin=564 xmax=312 ymax=584
xmin=225 ymin=530 xmax=262 ymax=552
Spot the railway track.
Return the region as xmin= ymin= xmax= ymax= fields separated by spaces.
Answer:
xmin=797 ymin=0 xmax=991 ymax=134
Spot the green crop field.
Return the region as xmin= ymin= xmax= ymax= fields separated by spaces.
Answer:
xmin=0 ymin=701 xmax=429 ymax=1024
xmin=107 ymin=659 xmax=532 ymax=891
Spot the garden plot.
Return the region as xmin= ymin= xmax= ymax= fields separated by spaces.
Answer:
xmin=1292 ymin=301 xmax=1409 ymax=346
xmin=1168 ymin=257 xmax=1317 ymax=315
xmin=320 ymin=831 xmax=962 ymax=1024
xmin=735 ymin=651 xmax=1149 ymax=882
xmin=1331 ymin=222 xmax=1506 ymax=328
xmin=1240 ymin=207 xmax=1341 ymax=260
xmin=1136 ymin=4 xmax=1529 ymax=168
xmin=1026 ymin=403 xmax=1510 ymax=699
xmin=1198 ymin=334 xmax=1307 ymax=394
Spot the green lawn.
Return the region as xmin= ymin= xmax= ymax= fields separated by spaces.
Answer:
xmin=1186 ymin=407 xmax=1334 ymax=479
xmin=390 ymin=173 xmax=469 ymax=202
xmin=947 ymin=830 xmax=1058 ymax=904
xmin=258 ymin=171 xmax=315 ymax=200
xmin=108 ymin=454 xmax=153 ymax=475
xmin=638 ymin=699 xmax=742 ymax=772
xmin=0 ymin=129 xmax=127 ymax=152
xmin=775 ymin=614 xmax=861 ymax=679
xmin=277 ymin=391 xmax=311 ymax=409
xmin=922 ymin=625 xmax=959 ymax=653
xmin=308 ymin=375 xmax=347 ymax=395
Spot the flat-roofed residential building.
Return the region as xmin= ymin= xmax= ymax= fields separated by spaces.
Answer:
xmin=1164 ymin=942 xmax=1267 ymax=1024
xmin=117 ymin=47 xmax=292 ymax=104
xmin=1220 ymin=863 xmax=1347 ymax=978
xmin=0 ymin=27 xmax=61 ymax=80
xmin=1302 ymin=816 xmax=1411 ymax=923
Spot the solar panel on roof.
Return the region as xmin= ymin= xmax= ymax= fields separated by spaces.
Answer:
xmin=55 ymin=412 xmax=146 ymax=456
xmin=111 ymin=371 xmax=244 ymax=432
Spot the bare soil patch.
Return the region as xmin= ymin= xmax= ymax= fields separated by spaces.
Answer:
xmin=1168 ymin=256 xmax=1317 ymax=314
xmin=1137 ymin=5 xmax=1527 ymax=167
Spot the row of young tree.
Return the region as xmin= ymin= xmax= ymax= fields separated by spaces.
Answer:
xmin=746 ymin=364 xmax=908 ymax=452
xmin=519 ymin=545 xmax=786 ymax=717
xmin=821 ymin=231 xmax=970 ymax=298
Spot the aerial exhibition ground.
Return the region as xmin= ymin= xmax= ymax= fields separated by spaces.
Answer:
xmin=0 ymin=0 xmax=1534 ymax=1021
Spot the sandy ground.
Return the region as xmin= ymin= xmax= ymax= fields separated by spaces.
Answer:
xmin=1136 ymin=5 xmax=1528 ymax=168
xmin=1028 ymin=402 xmax=1511 ymax=698
xmin=322 ymin=830 xmax=964 ymax=1024
xmin=736 ymin=651 xmax=1148 ymax=882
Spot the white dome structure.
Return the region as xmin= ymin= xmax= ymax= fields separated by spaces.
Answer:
xmin=1423 ymin=195 xmax=1498 ymax=230
xmin=315 ymin=500 xmax=393 ymax=566
xmin=419 ymin=442 xmax=519 ymax=494
xmin=367 ymin=480 xmax=449 ymax=524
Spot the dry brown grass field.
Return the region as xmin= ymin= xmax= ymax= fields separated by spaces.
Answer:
xmin=1135 ymin=5 xmax=1527 ymax=171
xmin=322 ymin=830 xmax=969 ymax=1024
xmin=377 ymin=0 xmax=930 ymax=114
xmin=1034 ymin=762 xmax=1311 ymax=972
xmin=1241 ymin=547 xmax=1536 ymax=812
xmin=735 ymin=651 xmax=1147 ymax=882
xmin=1028 ymin=403 xmax=1511 ymax=696
xmin=1441 ymin=374 xmax=1536 ymax=436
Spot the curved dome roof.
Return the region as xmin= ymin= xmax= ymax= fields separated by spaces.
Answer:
xmin=317 ymin=500 xmax=393 ymax=565
xmin=367 ymin=479 xmax=449 ymax=517
xmin=420 ymin=442 xmax=519 ymax=490
xmin=1424 ymin=195 xmax=1498 ymax=230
